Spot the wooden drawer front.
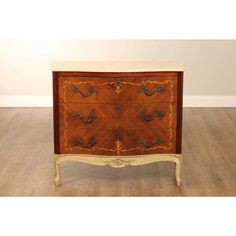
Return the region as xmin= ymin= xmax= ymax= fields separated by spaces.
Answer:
xmin=59 ymin=75 xmax=177 ymax=103
xmin=60 ymin=128 xmax=116 ymax=155
xmin=59 ymin=103 xmax=119 ymax=130
xmin=60 ymin=103 xmax=176 ymax=130
xmin=60 ymin=128 xmax=176 ymax=155
xmin=116 ymin=103 xmax=176 ymax=129
xmin=118 ymin=128 xmax=176 ymax=155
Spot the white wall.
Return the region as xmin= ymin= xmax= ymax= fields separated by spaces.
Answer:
xmin=0 ymin=40 xmax=236 ymax=106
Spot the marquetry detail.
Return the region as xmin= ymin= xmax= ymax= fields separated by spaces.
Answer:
xmin=115 ymin=140 xmax=121 ymax=155
xmin=63 ymin=79 xmax=174 ymax=102
xmin=63 ymin=130 xmax=173 ymax=154
xmin=62 ymin=103 xmax=174 ymax=153
xmin=53 ymin=153 xmax=182 ymax=186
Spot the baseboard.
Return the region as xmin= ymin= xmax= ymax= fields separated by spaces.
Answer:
xmin=0 ymin=95 xmax=235 ymax=107
xmin=0 ymin=96 xmax=52 ymax=107
xmin=183 ymin=96 xmax=236 ymax=107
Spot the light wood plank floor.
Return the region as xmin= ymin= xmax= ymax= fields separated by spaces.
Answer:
xmin=0 ymin=108 xmax=235 ymax=196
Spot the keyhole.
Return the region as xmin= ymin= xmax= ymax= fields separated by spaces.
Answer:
xmin=115 ymin=105 xmax=122 ymax=113
xmin=115 ymin=80 xmax=122 ymax=87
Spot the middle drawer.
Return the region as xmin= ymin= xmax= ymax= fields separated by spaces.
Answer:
xmin=60 ymin=103 xmax=176 ymax=130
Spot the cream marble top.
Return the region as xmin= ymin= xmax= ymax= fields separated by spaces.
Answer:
xmin=51 ymin=61 xmax=184 ymax=72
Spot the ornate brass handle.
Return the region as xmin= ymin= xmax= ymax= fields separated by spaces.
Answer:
xmin=71 ymin=112 xmax=96 ymax=124
xmin=139 ymin=111 xmax=165 ymax=121
xmin=139 ymin=138 xmax=163 ymax=148
xmin=72 ymin=86 xmax=95 ymax=97
xmin=140 ymin=86 xmax=164 ymax=96
xmin=72 ymin=137 xmax=96 ymax=148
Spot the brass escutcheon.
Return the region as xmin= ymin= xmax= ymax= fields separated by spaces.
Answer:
xmin=115 ymin=104 xmax=122 ymax=113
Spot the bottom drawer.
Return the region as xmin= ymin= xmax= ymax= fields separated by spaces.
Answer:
xmin=60 ymin=128 xmax=176 ymax=155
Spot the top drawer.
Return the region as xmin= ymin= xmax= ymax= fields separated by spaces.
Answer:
xmin=58 ymin=72 xmax=178 ymax=103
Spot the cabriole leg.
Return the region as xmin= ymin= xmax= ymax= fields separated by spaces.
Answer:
xmin=175 ymin=155 xmax=182 ymax=186
xmin=53 ymin=155 xmax=61 ymax=186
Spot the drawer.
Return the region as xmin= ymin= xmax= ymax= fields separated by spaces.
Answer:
xmin=118 ymin=128 xmax=176 ymax=155
xmin=58 ymin=75 xmax=177 ymax=103
xmin=59 ymin=103 xmax=176 ymax=130
xmin=59 ymin=103 xmax=119 ymax=129
xmin=116 ymin=102 xmax=176 ymax=129
xmin=60 ymin=128 xmax=116 ymax=155
xmin=60 ymin=128 xmax=176 ymax=155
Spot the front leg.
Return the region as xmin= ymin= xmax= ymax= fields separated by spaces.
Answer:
xmin=53 ymin=155 xmax=61 ymax=186
xmin=175 ymin=155 xmax=182 ymax=186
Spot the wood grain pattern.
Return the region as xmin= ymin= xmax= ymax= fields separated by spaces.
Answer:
xmin=60 ymin=127 xmax=176 ymax=155
xmin=176 ymin=72 xmax=183 ymax=154
xmin=53 ymin=72 xmax=60 ymax=154
xmin=59 ymin=76 xmax=177 ymax=103
xmin=0 ymin=108 xmax=235 ymax=196
xmin=57 ymin=71 xmax=180 ymax=78
xmin=54 ymin=71 xmax=181 ymax=157
xmin=59 ymin=103 xmax=177 ymax=130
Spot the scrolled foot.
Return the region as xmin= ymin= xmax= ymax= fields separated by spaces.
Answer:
xmin=54 ymin=177 xmax=61 ymax=186
xmin=175 ymin=156 xmax=182 ymax=187
xmin=176 ymin=179 xmax=182 ymax=187
xmin=54 ymin=164 xmax=61 ymax=186
xmin=53 ymin=155 xmax=61 ymax=186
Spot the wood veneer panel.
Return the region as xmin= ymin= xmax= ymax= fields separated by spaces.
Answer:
xmin=176 ymin=72 xmax=183 ymax=154
xmin=58 ymin=75 xmax=177 ymax=103
xmin=60 ymin=128 xmax=176 ymax=155
xmin=59 ymin=102 xmax=177 ymax=130
xmin=57 ymin=71 xmax=179 ymax=77
xmin=54 ymin=71 xmax=182 ymax=156
xmin=52 ymin=72 xmax=60 ymax=154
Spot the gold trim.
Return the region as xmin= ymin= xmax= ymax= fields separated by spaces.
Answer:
xmin=52 ymin=153 xmax=182 ymax=187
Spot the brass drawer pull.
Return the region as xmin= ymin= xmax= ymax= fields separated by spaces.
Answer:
xmin=140 ymin=86 xmax=164 ymax=96
xmin=139 ymin=138 xmax=163 ymax=148
xmin=72 ymin=137 xmax=96 ymax=148
xmin=71 ymin=112 xmax=96 ymax=123
xmin=72 ymin=85 xmax=95 ymax=97
xmin=139 ymin=111 xmax=165 ymax=121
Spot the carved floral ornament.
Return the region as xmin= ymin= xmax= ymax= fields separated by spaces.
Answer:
xmin=105 ymin=158 xmax=130 ymax=168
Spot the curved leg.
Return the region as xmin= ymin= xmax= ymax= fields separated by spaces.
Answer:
xmin=175 ymin=156 xmax=182 ymax=186
xmin=53 ymin=155 xmax=61 ymax=186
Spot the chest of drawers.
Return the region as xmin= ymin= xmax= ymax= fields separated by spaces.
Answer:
xmin=52 ymin=61 xmax=184 ymax=186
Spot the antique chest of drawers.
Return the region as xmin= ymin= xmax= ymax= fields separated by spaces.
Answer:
xmin=52 ymin=61 xmax=184 ymax=186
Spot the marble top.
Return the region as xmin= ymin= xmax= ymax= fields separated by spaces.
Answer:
xmin=51 ymin=61 xmax=184 ymax=72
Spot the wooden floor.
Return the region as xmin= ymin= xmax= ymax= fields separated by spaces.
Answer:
xmin=0 ymin=108 xmax=235 ymax=196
